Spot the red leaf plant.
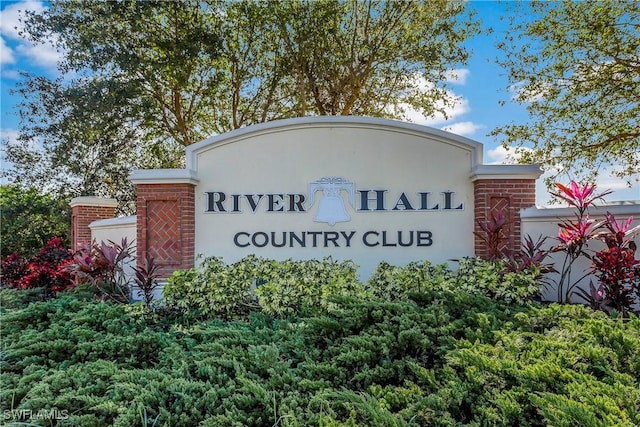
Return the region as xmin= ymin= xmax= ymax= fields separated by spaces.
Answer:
xmin=550 ymin=181 xmax=610 ymax=303
xmin=0 ymin=237 xmax=74 ymax=298
xmin=589 ymin=212 xmax=640 ymax=316
xmin=66 ymin=238 xmax=135 ymax=303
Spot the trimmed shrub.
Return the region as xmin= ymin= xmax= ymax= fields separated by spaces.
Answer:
xmin=255 ymin=257 xmax=362 ymax=317
xmin=454 ymin=257 xmax=543 ymax=305
xmin=164 ymin=255 xmax=364 ymax=319
xmin=2 ymin=290 xmax=638 ymax=426
xmin=365 ymin=260 xmax=454 ymax=299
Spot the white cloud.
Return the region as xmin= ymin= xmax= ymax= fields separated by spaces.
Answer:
xmin=420 ymin=96 xmax=470 ymax=126
xmin=1 ymin=68 xmax=20 ymax=79
xmin=396 ymin=71 xmax=484 ymax=137
xmin=15 ymin=40 xmax=62 ymax=68
xmin=0 ymin=36 xmax=15 ymax=64
xmin=508 ymin=80 xmax=549 ymax=103
xmin=486 ymin=145 xmax=521 ymax=164
xmin=0 ymin=128 xmax=20 ymax=143
xmin=0 ymin=1 xmax=47 ymax=40
xmin=441 ymin=121 xmax=484 ymax=137
xmin=395 ymin=72 xmax=472 ymax=127
xmin=445 ymin=68 xmax=470 ymax=85
xmin=0 ymin=1 xmax=61 ymax=71
xmin=591 ymin=171 xmax=640 ymax=198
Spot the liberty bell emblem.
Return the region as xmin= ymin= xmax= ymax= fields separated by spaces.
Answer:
xmin=308 ymin=177 xmax=356 ymax=226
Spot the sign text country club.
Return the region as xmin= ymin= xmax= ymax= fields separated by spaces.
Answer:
xmin=204 ymin=185 xmax=464 ymax=249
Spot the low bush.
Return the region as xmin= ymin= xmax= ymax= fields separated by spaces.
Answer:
xmin=365 ymin=260 xmax=454 ymax=300
xmin=164 ymin=255 xmax=364 ymax=319
xmin=2 ymin=288 xmax=638 ymax=426
xmin=163 ymin=256 xmax=260 ymax=319
xmin=454 ymin=257 xmax=543 ymax=305
xmin=255 ymin=257 xmax=362 ymax=316
xmin=365 ymin=257 xmax=542 ymax=305
xmin=165 ymin=256 xmax=544 ymax=321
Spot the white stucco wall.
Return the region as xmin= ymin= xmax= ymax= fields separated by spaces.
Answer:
xmin=188 ymin=117 xmax=482 ymax=279
xmin=90 ymin=216 xmax=137 ymax=248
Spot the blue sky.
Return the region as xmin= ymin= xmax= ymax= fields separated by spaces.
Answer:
xmin=1 ymin=0 xmax=638 ymax=205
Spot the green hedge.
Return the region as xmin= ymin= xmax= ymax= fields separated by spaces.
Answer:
xmin=163 ymin=256 xmax=543 ymax=321
xmin=2 ymin=288 xmax=638 ymax=426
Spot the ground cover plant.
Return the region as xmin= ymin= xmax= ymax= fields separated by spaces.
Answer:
xmin=2 ymin=268 xmax=639 ymax=426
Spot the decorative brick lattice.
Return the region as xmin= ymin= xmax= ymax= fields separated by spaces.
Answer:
xmin=136 ymin=184 xmax=195 ymax=279
xmin=474 ymin=179 xmax=536 ymax=260
xmin=489 ymin=196 xmax=512 ymax=258
xmin=146 ymin=200 xmax=181 ymax=264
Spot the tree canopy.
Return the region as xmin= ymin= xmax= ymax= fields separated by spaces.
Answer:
xmin=0 ymin=185 xmax=70 ymax=258
xmin=493 ymin=0 xmax=639 ymax=185
xmin=3 ymin=0 xmax=478 ymax=209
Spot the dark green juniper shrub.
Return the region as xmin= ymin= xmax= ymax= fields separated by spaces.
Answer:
xmin=2 ymin=252 xmax=638 ymax=426
xmin=2 ymin=287 xmax=638 ymax=426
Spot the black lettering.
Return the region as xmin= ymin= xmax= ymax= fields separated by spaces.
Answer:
xmin=392 ymin=193 xmax=415 ymax=211
xmin=271 ymin=232 xmax=286 ymax=247
xmin=267 ymin=194 xmax=285 ymax=212
xmin=289 ymin=194 xmax=306 ymax=212
xmin=341 ymin=231 xmax=356 ymax=247
xmin=359 ymin=190 xmax=386 ymax=211
xmin=206 ymin=192 xmax=226 ymax=212
xmin=231 ymin=194 xmax=241 ymax=212
xmin=245 ymin=194 xmax=264 ymax=212
xmin=324 ymin=231 xmax=340 ymax=247
xmin=443 ymin=191 xmax=463 ymax=210
xmin=234 ymin=232 xmax=250 ymax=247
xmin=307 ymin=231 xmax=322 ymax=247
xmin=419 ymin=192 xmax=438 ymax=210
xmin=382 ymin=230 xmax=397 ymax=247
xmin=251 ymin=232 xmax=269 ymax=247
xmin=289 ymin=231 xmax=306 ymax=247
xmin=397 ymin=230 xmax=414 ymax=247
xmin=363 ymin=231 xmax=379 ymax=247
xmin=417 ymin=231 xmax=433 ymax=246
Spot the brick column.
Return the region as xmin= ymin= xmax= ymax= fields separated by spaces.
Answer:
xmin=130 ymin=169 xmax=199 ymax=280
xmin=69 ymin=197 xmax=119 ymax=250
xmin=471 ymin=165 xmax=542 ymax=260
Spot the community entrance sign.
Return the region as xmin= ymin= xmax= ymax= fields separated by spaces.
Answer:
xmin=189 ymin=117 xmax=475 ymax=277
xmin=120 ymin=116 xmax=542 ymax=279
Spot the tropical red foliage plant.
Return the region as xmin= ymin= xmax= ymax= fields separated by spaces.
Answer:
xmin=550 ymin=181 xmax=611 ymax=303
xmin=0 ymin=237 xmax=74 ymax=297
xmin=589 ymin=212 xmax=640 ymax=316
xmin=67 ymin=238 xmax=135 ymax=303
xmin=551 ymin=181 xmax=640 ymax=314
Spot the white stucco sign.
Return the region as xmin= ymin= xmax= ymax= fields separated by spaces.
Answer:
xmin=186 ymin=116 xmax=481 ymax=277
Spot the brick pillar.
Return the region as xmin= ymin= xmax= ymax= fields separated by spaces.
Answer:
xmin=132 ymin=177 xmax=197 ymax=280
xmin=471 ymin=165 xmax=542 ymax=260
xmin=69 ymin=197 xmax=119 ymax=250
